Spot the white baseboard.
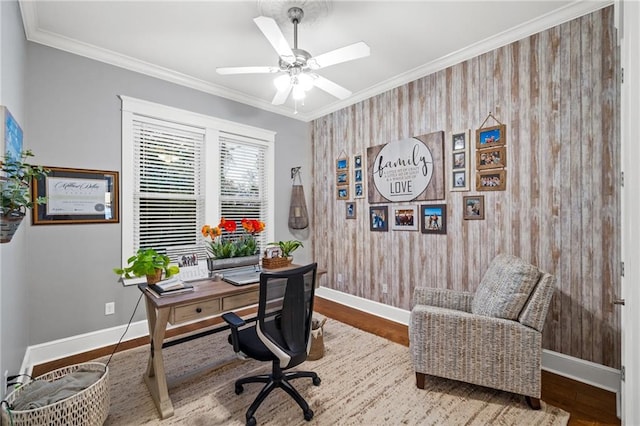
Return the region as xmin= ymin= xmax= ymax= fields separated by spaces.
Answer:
xmin=22 ymin=286 xmax=621 ymax=398
xmin=315 ymin=287 xmax=621 ymax=395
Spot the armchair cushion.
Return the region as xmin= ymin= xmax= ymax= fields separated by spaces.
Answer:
xmin=471 ymin=254 xmax=541 ymax=320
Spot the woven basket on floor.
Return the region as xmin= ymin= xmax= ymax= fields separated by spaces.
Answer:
xmin=1 ymin=362 xmax=109 ymax=426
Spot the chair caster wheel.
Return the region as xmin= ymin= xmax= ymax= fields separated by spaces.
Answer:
xmin=303 ymin=408 xmax=314 ymax=421
xmin=246 ymin=416 xmax=256 ymax=426
xmin=312 ymin=377 xmax=321 ymax=386
xmin=235 ymin=384 xmax=244 ymax=395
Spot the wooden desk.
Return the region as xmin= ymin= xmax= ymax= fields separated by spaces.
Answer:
xmin=139 ymin=266 xmax=325 ymax=419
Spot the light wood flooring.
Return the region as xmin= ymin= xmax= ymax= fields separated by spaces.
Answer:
xmin=32 ymin=296 xmax=620 ymax=425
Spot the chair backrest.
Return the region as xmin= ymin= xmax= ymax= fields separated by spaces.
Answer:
xmin=256 ymin=263 xmax=318 ymax=369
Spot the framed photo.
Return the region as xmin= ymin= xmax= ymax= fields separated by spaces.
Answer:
xmin=2 ymin=106 xmax=23 ymax=161
xmin=336 ymin=158 xmax=349 ymax=171
xmin=391 ymin=204 xmax=418 ymax=231
xmin=463 ymin=195 xmax=485 ymax=220
xmin=264 ymin=246 xmax=282 ymax=259
xmin=450 ymin=130 xmax=470 ymax=192
xmin=420 ymin=204 xmax=447 ymax=234
xmin=369 ymin=206 xmax=388 ymax=232
xmin=477 ymin=169 xmax=507 ymax=191
xmin=453 ymin=151 xmax=466 ymax=169
xmin=354 ymin=155 xmax=362 ymax=168
xmin=32 ymin=167 xmax=119 ymax=224
xmin=337 ymin=170 xmax=349 ymax=185
xmin=354 ymin=168 xmax=363 ymax=182
xmin=476 ymin=124 xmax=506 ymax=149
xmin=346 ymin=202 xmax=356 ymax=219
xmin=452 ymin=171 xmax=467 ymax=189
xmin=452 ymin=131 xmax=467 ymax=151
xmin=354 ymin=183 xmax=364 ymax=198
xmin=337 ymin=186 xmax=349 ymax=200
xmin=477 ymin=146 xmax=506 ymax=170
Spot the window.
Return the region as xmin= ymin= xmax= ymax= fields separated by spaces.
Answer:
xmin=121 ymin=96 xmax=275 ymax=272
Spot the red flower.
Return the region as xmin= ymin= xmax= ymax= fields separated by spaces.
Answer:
xmin=219 ymin=217 xmax=237 ymax=233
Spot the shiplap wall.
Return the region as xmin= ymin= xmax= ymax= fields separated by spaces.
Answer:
xmin=311 ymin=7 xmax=620 ymax=368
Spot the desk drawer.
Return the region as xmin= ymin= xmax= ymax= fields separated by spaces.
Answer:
xmin=223 ymin=290 xmax=259 ymax=311
xmin=170 ymin=299 xmax=221 ymax=324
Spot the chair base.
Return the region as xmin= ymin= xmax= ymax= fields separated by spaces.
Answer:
xmin=235 ymin=367 xmax=321 ymax=426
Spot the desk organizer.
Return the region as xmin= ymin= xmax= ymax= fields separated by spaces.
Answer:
xmin=262 ymin=257 xmax=292 ymax=269
xmin=1 ymin=362 xmax=109 ymax=426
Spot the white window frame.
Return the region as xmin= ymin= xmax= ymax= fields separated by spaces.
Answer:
xmin=120 ymin=96 xmax=275 ymax=280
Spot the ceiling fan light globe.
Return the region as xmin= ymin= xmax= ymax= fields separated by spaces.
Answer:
xmin=274 ymin=74 xmax=291 ymax=91
xmin=292 ymin=85 xmax=306 ymax=100
xmin=298 ymin=73 xmax=314 ymax=91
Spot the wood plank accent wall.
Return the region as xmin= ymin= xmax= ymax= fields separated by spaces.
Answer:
xmin=310 ymin=7 xmax=620 ymax=368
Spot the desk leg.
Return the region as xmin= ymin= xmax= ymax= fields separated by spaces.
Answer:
xmin=143 ymin=297 xmax=174 ymax=419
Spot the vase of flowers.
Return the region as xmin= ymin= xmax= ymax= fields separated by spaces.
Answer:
xmin=201 ymin=218 xmax=265 ymax=271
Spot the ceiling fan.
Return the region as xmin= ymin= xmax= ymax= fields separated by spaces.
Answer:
xmin=216 ymin=7 xmax=370 ymax=107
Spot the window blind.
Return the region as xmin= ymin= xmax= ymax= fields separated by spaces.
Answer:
xmin=132 ymin=117 xmax=206 ymax=258
xmin=219 ymin=132 xmax=269 ymax=253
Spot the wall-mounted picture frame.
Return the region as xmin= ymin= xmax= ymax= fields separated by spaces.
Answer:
xmin=452 ymin=171 xmax=467 ymax=189
xmin=450 ymin=130 xmax=470 ymax=192
xmin=354 ymin=155 xmax=362 ymax=168
xmin=2 ymin=106 xmax=23 ymax=161
xmin=391 ymin=204 xmax=418 ymax=231
xmin=477 ymin=146 xmax=507 ymax=170
xmin=336 ymin=158 xmax=349 ymax=171
xmin=477 ymin=169 xmax=506 ymax=191
xmin=354 ymin=168 xmax=362 ymax=182
xmin=346 ymin=202 xmax=356 ymax=219
xmin=420 ymin=204 xmax=447 ymax=234
xmin=337 ymin=186 xmax=349 ymax=200
xmin=337 ymin=170 xmax=349 ymax=185
xmin=476 ymin=124 xmax=506 ymax=149
xmin=369 ymin=205 xmax=388 ymax=232
xmin=32 ymin=167 xmax=119 ymax=225
xmin=463 ymin=195 xmax=485 ymax=220
xmin=354 ymin=183 xmax=364 ymax=198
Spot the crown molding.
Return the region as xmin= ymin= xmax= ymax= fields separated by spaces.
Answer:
xmin=19 ymin=1 xmax=612 ymax=123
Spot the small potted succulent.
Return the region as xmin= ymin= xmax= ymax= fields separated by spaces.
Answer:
xmin=1 ymin=150 xmax=48 ymax=243
xmin=113 ymin=248 xmax=180 ymax=284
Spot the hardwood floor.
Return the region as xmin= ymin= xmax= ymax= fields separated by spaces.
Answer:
xmin=32 ymin=296 xmax=619 ymax=425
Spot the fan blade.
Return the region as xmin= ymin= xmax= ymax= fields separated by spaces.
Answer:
xmin=216 ymin=66 xmax=280 ymax=75
xmin=307 ymin=41 xmax=370 ymax=70
xmin=272 ymin=85 xmax=292 ymax=105
xmin=253 ymin=16 xmax=295 ymax=64
xmin=313 ymin=76 xmax=352 ymax=99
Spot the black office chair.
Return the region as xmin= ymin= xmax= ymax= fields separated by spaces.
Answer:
xmin=222 ymin=263 xmax=320 ymax=426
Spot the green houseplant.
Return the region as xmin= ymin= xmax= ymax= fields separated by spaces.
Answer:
xmin=1 ymin=150 xmax=48 ymax=243
xmin=113 ymin=248 xmax=180 ymax=284
xmin=269 ymin=240 xmax=304 ymax=259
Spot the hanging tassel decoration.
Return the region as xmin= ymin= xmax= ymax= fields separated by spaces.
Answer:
xmin=289 ymin=167 xmax=309 ymax=230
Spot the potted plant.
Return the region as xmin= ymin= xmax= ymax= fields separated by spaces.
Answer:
xmin=269 ymin=240 xmax=304 ymax=259
xmin=1 ymin=150 xmax=48 ymax=243
xmin=113 ymin=248 xmax=180 ymax=284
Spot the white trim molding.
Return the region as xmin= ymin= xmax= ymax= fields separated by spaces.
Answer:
xmin=21 ymin=286 xmax=621 ymax=400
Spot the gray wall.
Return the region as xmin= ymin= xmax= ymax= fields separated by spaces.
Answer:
xmin=0 ymin=0 xmax=29 ymax=391
xmin=24 ymin=42 xmax=311 ymax=344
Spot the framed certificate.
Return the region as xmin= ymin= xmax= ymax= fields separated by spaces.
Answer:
xmin=32 ymin=167 xmax=119 ymax=224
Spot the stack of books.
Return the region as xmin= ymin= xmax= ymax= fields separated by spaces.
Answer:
xmin=147 ymin=277 xmax=194 ymax=298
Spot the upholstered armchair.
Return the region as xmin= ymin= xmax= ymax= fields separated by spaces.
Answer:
xmin=409 ymin=254 xmax=555 ymax=408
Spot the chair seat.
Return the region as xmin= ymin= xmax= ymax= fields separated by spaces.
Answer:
xmin=230 ymin=327 xmax=276 ymax=362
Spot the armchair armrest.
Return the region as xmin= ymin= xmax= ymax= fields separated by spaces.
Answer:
xmin=222 ymin=312 xmax=246 ymax=353
xmin=412 ymin=287 xmax=474 ymax=312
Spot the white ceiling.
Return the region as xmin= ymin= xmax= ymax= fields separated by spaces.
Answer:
xmin=19 ymin=1 xmax=610 ymax=122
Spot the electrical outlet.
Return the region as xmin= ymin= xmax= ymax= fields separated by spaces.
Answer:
xmin=105 ymin=302 xmax=115 ymax=316
xmin=382 ymin=284 xmax=388 ymax=293
xmin=337 ymin=273 xmax=343 ymax=285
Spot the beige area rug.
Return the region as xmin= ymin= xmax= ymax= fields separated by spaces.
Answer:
xmin=98 ymin=320 xmax=569 ymax=425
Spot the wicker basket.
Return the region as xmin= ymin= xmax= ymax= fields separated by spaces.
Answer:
xmin=1 ymin=362 xmax=109 ymax=426
xmin=262 ymin=256 xmax=292 ymax=269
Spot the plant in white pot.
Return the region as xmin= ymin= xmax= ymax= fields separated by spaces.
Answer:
xmin=0 ymin=150 xmax=48 ymax=243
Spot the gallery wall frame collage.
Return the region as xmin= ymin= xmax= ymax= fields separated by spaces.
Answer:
xmin=339 ymin=117 xmax=507 ymax=235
